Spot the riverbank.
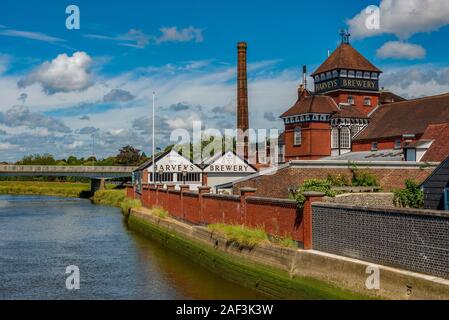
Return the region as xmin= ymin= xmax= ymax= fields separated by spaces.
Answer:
xmin=127 ymin=207 xmax=369 ymax=300
xmin=0 ymin=181 xmax=91 ymax=198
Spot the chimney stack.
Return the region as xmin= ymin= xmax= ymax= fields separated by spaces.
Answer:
xmin=237 ymin=42 xmax=249 ymax=134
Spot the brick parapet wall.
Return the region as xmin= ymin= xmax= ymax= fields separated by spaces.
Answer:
xmin=127 ymin=185 xmax=319 ymax=246
xmin=312 ymin=202 xmax=449 ymax=279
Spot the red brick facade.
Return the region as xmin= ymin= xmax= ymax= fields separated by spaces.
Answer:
xmin=284 ymin=122 xmax=331 ymax=161
xmin=129 ymin=184 xmax=321 ymax=246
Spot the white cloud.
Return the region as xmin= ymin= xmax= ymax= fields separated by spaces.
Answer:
xmin=0 ymin=29 xmax=64 ymax=43
xmin=18 ymin=52 xmax=93 ymax=94
xmin=85 ymin=29 xmax=151 ymax=49
xmin=377 ymin=41 xmax=426 ymax=60
xmin=0 ymin=142 xmax=16 ymax=150
xmin=348 ymin=0 xmax=449 ymax=39
xmin=156 ymin=26 xmax=204 ymax=44
xmin=66 ymin=141 xmax=84 ymax=150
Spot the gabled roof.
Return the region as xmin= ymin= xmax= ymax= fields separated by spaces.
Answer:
xmin=135 ymin=150 xmax=170 ymax=172
xmin=331 ymin=104 xmax=369 ymax=119
xmin=202 ymin=151 xmax=258 ymax=173
xmin=354 ymin=93 xmax=449 ymax=141
xmin=380 ymin=91 xmax=406 ymax=104
xmin=281 ymin=95 xmax=339 ymax=118
xmin=420 ymin=123 xmax=449 ymax=162
xmin=311 ymin=43 xmax=382 ymax=76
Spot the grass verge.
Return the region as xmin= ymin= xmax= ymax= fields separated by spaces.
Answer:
xmin=0 ymin=181 xmax=91 ymax=198
xmin=91 ymin=189 xmax=141 ymax=215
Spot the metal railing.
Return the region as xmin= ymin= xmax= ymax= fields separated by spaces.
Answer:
xmin=0 ymin=165 xmax=137 ymax=173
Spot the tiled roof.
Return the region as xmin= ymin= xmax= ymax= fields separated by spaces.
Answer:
xmin=379 ymin=91 xmax=406 ymax=104
xmin=331 ymin=105 xmax=369 ymax=119
xmin=311 ymin=43 xmax=382 ymax=76
xmin=281 ymin=95 xmax=339 ymax=117
xmin=324 ymin=149 xmax=404 ymax=161
xmin=420 ymin=123 xmax=449 ymax=162
xmin=354 ymin=93 xmax=449 ymax=141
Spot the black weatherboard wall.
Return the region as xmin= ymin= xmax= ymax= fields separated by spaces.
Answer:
xmin=422 ymin=155 xmax=449 ymax=210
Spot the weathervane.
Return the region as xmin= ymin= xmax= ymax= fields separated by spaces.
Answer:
xmin=339 ymin=29 xmax=351 ymax=44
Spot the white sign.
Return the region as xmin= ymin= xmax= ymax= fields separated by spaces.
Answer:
xmin=148 ymin=150 xmax=202 ymax=173
xmin=204 ymin=151 xmax=257 ymax=173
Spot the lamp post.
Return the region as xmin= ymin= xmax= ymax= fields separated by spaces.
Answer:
xmin=152 ymin=92 xmax=156 ymax=186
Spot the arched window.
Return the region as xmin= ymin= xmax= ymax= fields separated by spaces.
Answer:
xmin=340 ymin=127 xmax=351 ymax=149
xmin=294 ymin=127 xmax=302 ymax=146
xmin=331 ymin=128 xmax=339 ymax=149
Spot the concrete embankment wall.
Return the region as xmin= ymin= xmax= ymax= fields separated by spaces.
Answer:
xmin=312 ymin=203 xmax=449 ymax=279
xmin=128 ymin=208 xmax=449 ymax=300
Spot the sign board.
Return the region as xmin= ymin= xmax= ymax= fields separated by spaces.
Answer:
xmin=148 ymin=150 xmax=202 ymax=173
xmin=315 ymin=77 xmax=379 ymax=94
xmin=204 ymin=151 xmax=257 ymax=174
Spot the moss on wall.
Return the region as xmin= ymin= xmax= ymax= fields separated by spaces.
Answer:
xmin=127 ymin=213 xmax=368 ymax=300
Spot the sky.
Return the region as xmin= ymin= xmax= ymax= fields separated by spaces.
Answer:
xmin=1 ymin=0 xmax=449 ymax=161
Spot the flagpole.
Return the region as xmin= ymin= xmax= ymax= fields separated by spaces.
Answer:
xmin=152 ymin=92 xmax=156 ymax=186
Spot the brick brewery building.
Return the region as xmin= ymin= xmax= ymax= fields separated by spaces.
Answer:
xmin=279 ymin=32 xmax=449 ymax=163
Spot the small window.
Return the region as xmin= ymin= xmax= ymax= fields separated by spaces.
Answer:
xmin=315 ymin=76 xmax=320 ymax=82
xmin=371 ymin=142 xmax=378 ymax=151
xmin=331 ymin=128 xmax=339 ymax=149
xmin=394 ymin=140 xmax=402 ymax=149
xmin=294 ymin=127 xmax=302 ymax=146
xmin=285 ymin=118 xmax=289 ymax=124
xmin=348 ymin=96 xmax=355 ymax=105
xmin=356 ymin=71 xmax=363 ymax=78
xmin=371 ymin=73 xmax=378 ymax=79
xmin=340 ymin=70 xmax=347 ymax=77
xmin=363 ymin=72 xmax=371 ymax=79
xmin=332 ymin=70 xmax=339 ymax=78
xmin=364 ymin=97 xmax=371 ymax=106
xmin=348 ymin=70 xmax=355 ymax=78
xmin=320 ymin=74 xmax=326 ymax=81
xmin=326 ymin=72 xmax=332 ymax=79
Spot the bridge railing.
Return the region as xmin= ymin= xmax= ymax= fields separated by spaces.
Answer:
xmin=0 ymin=165 xmax=137 ymax=173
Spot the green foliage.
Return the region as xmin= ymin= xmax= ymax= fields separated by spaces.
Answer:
xmin=208 ymin=224 xmax=269 ymax=248
xmin=91 ymin=190 xmax=127 ymax=207
xmin=393 ymin=180 xmax=424 ymax=209
xmin=293 ymin=179 xmax=336 ymax=208
xmin=152 ymin=206 xmax=169 ymax=219
xmin=16 ymin=154 xmax=58 ymax=165
xmin=350 ymin=164 xmax=379 ymax=187
xmin=120 ymin=199 xmax=142 ymax=216
xmin=0 ymin=181 xmax=90 ymax=198
xmin=326 ymin=174 xmax=351 ymax=187
xmin=116 ymin=145 xmax=144 ymax=166
xmin=270 ymin=235 xmax=298 ymax=249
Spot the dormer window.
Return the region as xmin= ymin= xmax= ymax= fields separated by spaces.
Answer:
xmin=348 ymin=96 xmax=355 ymax=105
xmin=340 ymin=70 xmax=347 ymax=77
xmin=364 ymin=97 xmax=372 ymax=106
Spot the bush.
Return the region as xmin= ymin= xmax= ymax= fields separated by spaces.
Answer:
xmin=326 ymin=174 xmax=351 ymax=187
xmin=393 ymin=180 xmax=424 ymax=209
xmin=293 ymin=179 xmax=336 ymax=208
xmin=208 ymin=224 xmax=268 ymax=248
xmin=91 ymin=190 xmax=126 ymax=207
xmin=152 ymin=206 xmax=169 ymax=219
xmin=351 ymin=165 xmax=379 ymax=187
xmin=120 ymin=199 xmax=142 ymax=216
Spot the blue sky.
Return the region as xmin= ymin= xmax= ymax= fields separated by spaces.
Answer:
xmin=1 ymin=0 xmax=449 ymax=161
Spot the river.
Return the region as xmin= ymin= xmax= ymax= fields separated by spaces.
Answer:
xmin=0 ymin=195 xmax=266 ymax=300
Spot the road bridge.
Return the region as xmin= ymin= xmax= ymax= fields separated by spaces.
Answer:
xmin=0 ymin=165 xmax=137 ymax=192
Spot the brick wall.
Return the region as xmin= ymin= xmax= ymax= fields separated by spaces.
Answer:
xmin=129 ymin=185 xmax=317 ymax=245
xmin=233 ymin=162 xmax=435 ymax=198
xmin=312 ymin=203 xmax=449 ymax=278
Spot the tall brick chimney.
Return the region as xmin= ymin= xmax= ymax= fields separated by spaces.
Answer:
xmin=237 ymin=42 xmax=249 ymax=133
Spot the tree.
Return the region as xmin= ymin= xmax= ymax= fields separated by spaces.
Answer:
xmin=116 ymin=146 xmax=142 ymax=166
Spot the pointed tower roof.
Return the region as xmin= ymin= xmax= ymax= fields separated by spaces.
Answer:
xmin=311 ymin=43 xmax=382 ymax=76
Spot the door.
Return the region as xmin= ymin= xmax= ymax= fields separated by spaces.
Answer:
xmin=445 ymin=188 xmax=449 ymax=211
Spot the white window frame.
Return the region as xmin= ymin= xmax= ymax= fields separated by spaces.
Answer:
xmin=294 ymin=127 xmax=302 ymax=146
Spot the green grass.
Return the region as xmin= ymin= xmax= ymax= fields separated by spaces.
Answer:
xmin=208 ymin=224 xmax=269 ymax=248
xmin=0 ymin=181 xmax=91 ymax=198
xmin=152 ymin=206 xmax=169 ymax=219
xmin=91 ymin=189 xmax=141 ymax=215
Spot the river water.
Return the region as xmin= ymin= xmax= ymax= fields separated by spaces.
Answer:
xmin=0 ymin=195 xmax=266 ymax=300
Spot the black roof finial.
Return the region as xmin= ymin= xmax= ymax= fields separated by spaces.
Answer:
xmin=339 ymin=29 xmax=351 ymax=44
